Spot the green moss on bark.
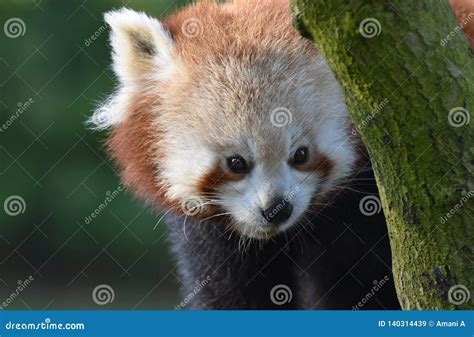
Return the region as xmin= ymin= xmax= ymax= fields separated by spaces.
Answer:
xmin=292 ymin=0 xmax=473 ymax=309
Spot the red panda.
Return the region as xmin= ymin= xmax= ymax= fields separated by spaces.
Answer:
xmin=90 ymin=1 xmax=470 ymax=309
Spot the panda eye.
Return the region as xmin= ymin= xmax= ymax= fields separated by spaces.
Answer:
xmin=226 ymin=155 xmax=249 ymax=174
xmin=292 ymin=146 xmax=309 ymax=166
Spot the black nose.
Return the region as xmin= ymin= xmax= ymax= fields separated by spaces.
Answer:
xmin=262 ymin=197 xmax=293 ymax=225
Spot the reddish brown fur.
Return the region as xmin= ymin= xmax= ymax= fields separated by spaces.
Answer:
xmin=295 ymin=150 xmax=335 ymax=179
xmin=194 ymin=164 xmax=244 ymax=217
xmin=106 ymin=92 xmax=169 ymax=209
xmin=197 ymin=164 xmax=245 ymax=195
xmin=451 ymin=0 xmax=474 ymax=49
xmin=163 ymin=0 xmax=314 ymax=66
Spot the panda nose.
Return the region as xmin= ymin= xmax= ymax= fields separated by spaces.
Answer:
xmin=261 ymin=197 xmax=293 ymax=225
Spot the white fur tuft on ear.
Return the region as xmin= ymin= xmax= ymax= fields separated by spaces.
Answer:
xmin=104 ymin=8 xmax=175 ymax=83
xmin=88 ymin=88 xmax=131 ymax=130
xmin=88 ymin=8 xmax=174 ymax=130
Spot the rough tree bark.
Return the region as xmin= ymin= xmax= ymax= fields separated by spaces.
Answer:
xmin=292 ymin=0 xmax=473 ymax=309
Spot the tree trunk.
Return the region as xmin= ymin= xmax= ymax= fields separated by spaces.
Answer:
xmin=292 ymin=0 xmax=473 ymax=310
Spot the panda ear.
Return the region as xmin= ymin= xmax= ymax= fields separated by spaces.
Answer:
xmin=104 ymin=8 xmax=174 ymax=84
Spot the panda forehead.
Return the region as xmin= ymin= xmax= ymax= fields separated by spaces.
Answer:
xmin=167 ymin=76 xmax=319 ymax=138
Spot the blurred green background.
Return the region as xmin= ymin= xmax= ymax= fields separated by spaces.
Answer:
xmin=0 ymin=0 xmax=191 ymax=309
